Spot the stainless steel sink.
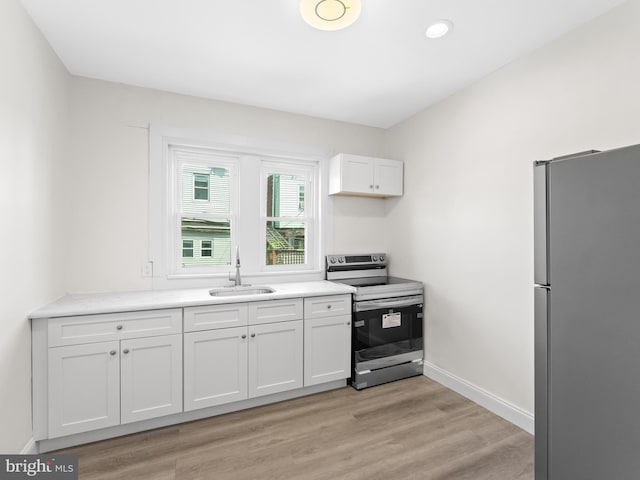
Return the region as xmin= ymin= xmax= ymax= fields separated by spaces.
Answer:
xmin=209 ymin=285 xmax=275 ymax=297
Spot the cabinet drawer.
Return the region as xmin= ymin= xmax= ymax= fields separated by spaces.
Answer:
xmin=184 ymin=304 xmax=248 ymax=332
xmin=304 ymin=295 xmax=351 ymax=319
xmin=48 ymin=309 xmax=183 ymax=347
xmin=248 ymin=299 xmax=303 ymax=325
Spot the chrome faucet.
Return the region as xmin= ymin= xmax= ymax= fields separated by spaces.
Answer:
xmin=232 ymin=245 xmax=241 ymax=286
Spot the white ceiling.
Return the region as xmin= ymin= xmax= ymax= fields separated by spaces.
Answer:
xmin=21 ymin=0 xmax=626 ymax=128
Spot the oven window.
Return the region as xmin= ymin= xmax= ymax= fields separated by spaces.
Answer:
xmin=353 ymin=305 xmax=423 ymax=362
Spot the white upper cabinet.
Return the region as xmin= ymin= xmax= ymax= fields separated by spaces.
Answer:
xmin=328 ymin=153 xmax=403 ymax=198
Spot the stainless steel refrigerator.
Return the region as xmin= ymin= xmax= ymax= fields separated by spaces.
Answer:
xmin=534 ymin=143 xmax=640 ymax=479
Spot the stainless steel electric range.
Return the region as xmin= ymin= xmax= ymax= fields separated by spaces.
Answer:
xmin=326 ymin=253 xmax=424 ymax=390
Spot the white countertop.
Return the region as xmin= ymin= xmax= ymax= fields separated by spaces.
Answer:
xmin=30 ymin=281 xmax=355 ymax=319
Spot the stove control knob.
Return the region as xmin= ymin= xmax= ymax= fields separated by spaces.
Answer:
xmin=338 ymin=257 xmax=345 ymax=263
xmin=372 ymin=255 xmax=378 ymax=261
xmin=329 ymin=257 xmax=337 ymax=264
xmin=379 ymin=255 xmax=385 ymax=262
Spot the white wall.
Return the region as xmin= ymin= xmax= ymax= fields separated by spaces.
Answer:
xmin=0 ymin=0 xmax=69 ymax=453
xmin=63 ymin=78 xmax=386 ymax=293
xmin=383 ymin=0 xmax=640 ymax=415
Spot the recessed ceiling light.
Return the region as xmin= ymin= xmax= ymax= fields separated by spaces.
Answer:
xmin=426 ymin=20 xmax=454 ymax=39
xmin=300 ymin=0 xmax=362 ymax=31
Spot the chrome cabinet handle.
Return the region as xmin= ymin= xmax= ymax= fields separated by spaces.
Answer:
xmin=347 ymin=322 xmax=351 ymax=326
xmin=109 ymin=350 xmax=117 ymax=356
xmin=123 ymin=349 xmax=130 ymax=354
xmin=327 ymin=304 xmax=332 ymax=309
xmin=369 ymin=184 xmax=374 ymax=189
xmin=241 ymin=334 xmax=247 ymax=339
xmin=375 ymin=185 xmax=380 ymax=189
xmin=250 ymin=333 xmax=256 ymax=338
xmin=116 ymin=325 xmax=123 ymax=330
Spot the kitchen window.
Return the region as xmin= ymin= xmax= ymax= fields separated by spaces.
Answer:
xmin=175 ymin=149 xmax=236 ymax=271
xmin=150 ymin=128 xmax=325 ymax=285
xmin=263 ymin=166 xmax=313 ymax=267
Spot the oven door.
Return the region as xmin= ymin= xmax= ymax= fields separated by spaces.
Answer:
xmin=353 ymin=295 xmax=423 ymax=372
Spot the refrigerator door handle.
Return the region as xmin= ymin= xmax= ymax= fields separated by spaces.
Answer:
xmin=535 ymin=286 xmax=549 ymax=480
xmin=534 ymin=163 xmax=549 ymax=286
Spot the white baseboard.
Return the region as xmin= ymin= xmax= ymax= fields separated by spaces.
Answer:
xmin=423 ymin=361 xmax=534 ymax=434
xmin=20 ymin=437 xmax=38 ymax=454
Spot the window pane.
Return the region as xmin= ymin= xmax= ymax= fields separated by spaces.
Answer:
xmin=194 ymin=174 xmax=209 ymax=188
xmin=194 ymin=187 xmax=208 ymax=200
xmin=201 ymin=240 xmax=212 ymax=257
xmin=265 ymin=220 xmax=305 ymax=265
xmin=182 ymin=240 xmax=194 ymax=258
xmin=182 ymin=165 xmax=230 ymax=215
xmin=193 ymin=173 xmax=210 ymax=201
xmin=266 ymin=173 xmax=306 ymax=217
xmin=181 ymin=217 xmax=231 ymax=267
xmin=298 ymin=185 xmax=305 ymax=212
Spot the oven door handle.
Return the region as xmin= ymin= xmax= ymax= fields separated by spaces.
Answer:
xmin=355 ymin=295 xmax=423 ymax=312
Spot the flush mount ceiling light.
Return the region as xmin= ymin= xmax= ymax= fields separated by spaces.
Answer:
xmin=300 ymin=0 xmax=362 ymax=31
xmin=426 ymin=19 xmax=454 ymax=39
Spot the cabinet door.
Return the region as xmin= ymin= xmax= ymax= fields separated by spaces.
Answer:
xmin=48 ymin=341 xmax=120 ymax=438
xmin=374 ymin=159 xmax=403 ymax=196
xmin=248 ymin=320 xmax=303 ymax=398
xmin=120 ymin=334 xmax=182 ymax=424
xmin=341 ymin=155 xmax=375 ymax=194
xmin=304 ymin=315 xmax=351 ymax=387
xmin=183 ymin=327 xmax=248 ymax=411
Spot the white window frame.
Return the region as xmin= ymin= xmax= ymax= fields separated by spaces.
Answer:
xmin=149 ymin=127 xmax=331 ymax=289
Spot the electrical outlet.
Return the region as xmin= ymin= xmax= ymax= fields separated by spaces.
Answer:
xmin=142 ymin=261 xmax=154 ymax=278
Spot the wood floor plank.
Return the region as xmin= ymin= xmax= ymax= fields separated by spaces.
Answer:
xmin=55 ymin=376 xmax=533 ymax=479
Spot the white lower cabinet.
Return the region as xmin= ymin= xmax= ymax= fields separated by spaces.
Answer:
xmin=48 ymin=341 xmax=121 ymax=438
xmin=48 ymin=334 xmax=182 ymax=438
xmin=183 ymin=320 xmax=304 ymax=409
xmin=120 ymin=334 xmax=183 ymax=424
xmin=45 ymin=308 xmax=184 ymax=439
xmin=38 ymin=295 xmax=351 ymax=445
xmin=248 ymin=320 xmax=303 ymax=398
xmin=303 ymin=295 xmax=352 ymax=387
xmin=183 ymin=327 xmax=248 ymax=411
xmin=304 ymin=315 xmax=351 ymax=387
xmin=183 ymin=299 xmax=305 ymax=410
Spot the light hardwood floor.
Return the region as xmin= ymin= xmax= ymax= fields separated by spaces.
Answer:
xmin=57 ymin=376 xmax=533 ymax=480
